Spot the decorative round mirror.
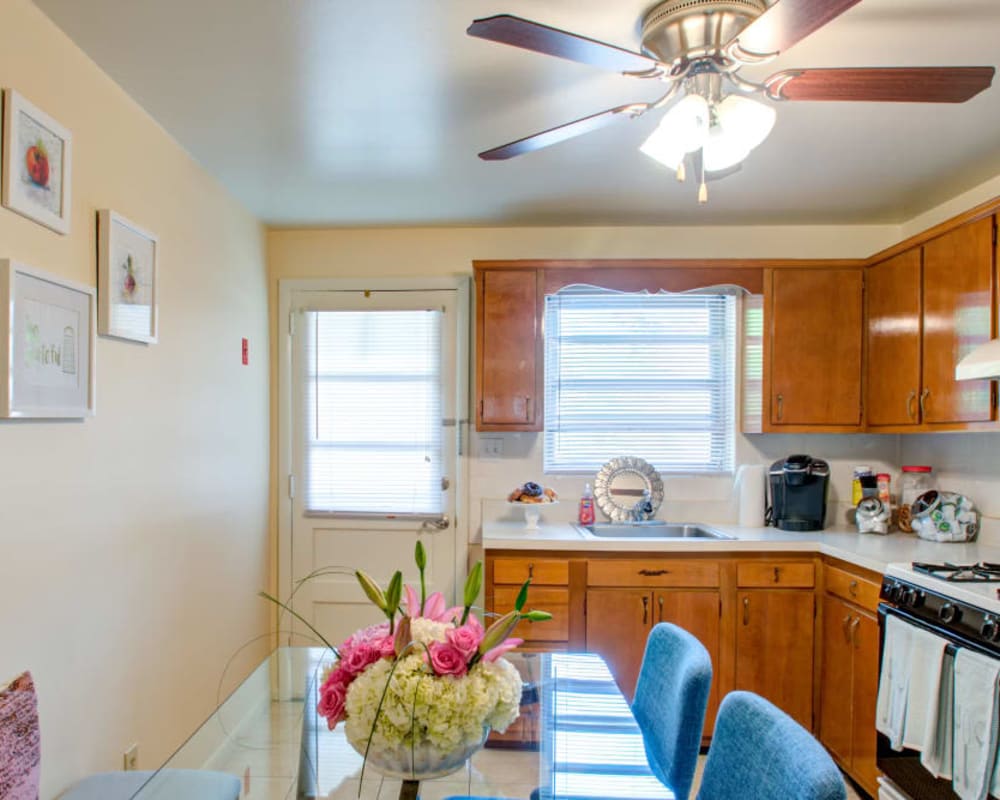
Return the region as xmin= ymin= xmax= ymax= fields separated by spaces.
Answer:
xmin=593 ymin=456 xmax=664 ymax=522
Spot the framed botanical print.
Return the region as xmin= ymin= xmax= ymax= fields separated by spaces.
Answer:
xmin=1 ymin=90 xmax=73 ymax=235
xmin=0 ymin=260 xmax=96 ymax=418
xmin=98 ymin=210 xmax=158 ymax=343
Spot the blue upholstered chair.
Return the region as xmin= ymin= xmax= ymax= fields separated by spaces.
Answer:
xmin=696 ymin=691 xmax=847 ymax=800
xmin=631 ymin=622 xmax=713 ymax=800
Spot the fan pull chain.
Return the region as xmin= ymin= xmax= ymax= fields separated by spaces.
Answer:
xmin=675 ymin=162 xmax=686 ymax=182
xmin=698 ymin=157 xmax=708 ymax=204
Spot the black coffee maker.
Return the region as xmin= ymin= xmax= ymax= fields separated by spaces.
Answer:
xmin=767 ymin=454 xmax=830 ymax=531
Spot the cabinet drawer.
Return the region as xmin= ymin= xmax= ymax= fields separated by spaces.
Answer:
xmin=737 ymin=562 xmax=815 ymax=588
xmin=493 ymin=557 xmax=568 ymax=586
xmin=825 ymin=564 xmax=880 ymax=612
xmin=587 ymin=559 xmax=719 ymax=588
xmin=492 ymin=586 xmax=569 ymax=642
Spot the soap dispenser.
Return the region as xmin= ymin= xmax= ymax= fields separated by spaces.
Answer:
xmin=578 ymin=483 xmax=595 ymax=526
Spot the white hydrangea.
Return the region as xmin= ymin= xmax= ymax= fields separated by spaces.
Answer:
xmin=343 ymin=653 xmax=523 ymax=756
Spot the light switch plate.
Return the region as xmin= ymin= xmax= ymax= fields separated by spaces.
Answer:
xmin=479 ymin=436 xmax=503 ymax=459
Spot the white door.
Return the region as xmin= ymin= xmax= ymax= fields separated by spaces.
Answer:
xmin=280 ymin=284 xmax=464 ymax=648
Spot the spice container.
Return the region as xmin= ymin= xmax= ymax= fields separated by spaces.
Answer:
xmin=898 ymin=466 xmax=933 ymax=533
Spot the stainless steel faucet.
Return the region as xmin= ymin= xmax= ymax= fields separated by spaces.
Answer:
xmin=630 ymin=489 xmax=654 ymax=522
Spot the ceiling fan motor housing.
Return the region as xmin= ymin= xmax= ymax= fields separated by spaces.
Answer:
xmin=641 ymin=0 xmax=767 ymax=66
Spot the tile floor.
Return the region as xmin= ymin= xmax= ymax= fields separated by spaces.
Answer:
xmin=200 ymin=698 xmax=866 ymax=799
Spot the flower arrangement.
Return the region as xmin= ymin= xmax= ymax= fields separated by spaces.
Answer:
xmin=310 ymin=543 xmax=550 ymax=779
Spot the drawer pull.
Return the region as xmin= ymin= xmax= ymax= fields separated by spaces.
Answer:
xmin=773 ymin=566 xmax=781 ymax=583
xmin=528 ymin=563 xmax=534 ymax=579
xmin=638 ymin=568 xmax=671 ymax=576
xmin=848 ymin=579 xmax=858 ymax=597
xmin=742 ymin=596 xmax=750 ymax=626
xmin=642 ymin=596 xmax=649 ymax=625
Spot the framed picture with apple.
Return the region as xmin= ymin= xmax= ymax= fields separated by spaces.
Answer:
xmin=2 ymin=89 xmax=73 ymax=235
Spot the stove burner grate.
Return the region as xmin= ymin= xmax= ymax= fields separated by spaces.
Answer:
xmin=912 ymin=562 xmax=1000 ymax=582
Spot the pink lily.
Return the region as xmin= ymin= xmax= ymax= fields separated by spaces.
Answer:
xmin=482 ymin=637 xmax=524 ymax=663
xmin=422 ymin=591 xmax=464 ymax=623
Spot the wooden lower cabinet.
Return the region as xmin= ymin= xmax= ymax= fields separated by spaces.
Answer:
xmin=819 ymin=561 xmax=882 ymax=798
xmin=735 ymin=588 xmax=815 ymax=729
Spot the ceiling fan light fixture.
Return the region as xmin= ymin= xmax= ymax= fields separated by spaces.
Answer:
xmin=701 ymin=95 xmax=775 ymax=171
xmin=639 ymin=93 xmax=709 ymax=169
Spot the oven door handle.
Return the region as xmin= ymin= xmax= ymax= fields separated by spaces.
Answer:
xmin=879 ymin=603 xmax=998 ymax=659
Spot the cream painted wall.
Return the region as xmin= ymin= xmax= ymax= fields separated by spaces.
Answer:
xmin=0 ymin=2 xmax=269 ymax=797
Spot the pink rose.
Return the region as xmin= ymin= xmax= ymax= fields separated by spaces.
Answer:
xmin=482 ymin=637 xmax=523 ymax=664
xmin=446 ymin=621 xmax=484 ymax=660
xmin=376 ymin=633 xmax=396 ymax=659
xmin=340 ymin=642 xmax=379 ymax=676
xmin=317 ymin=676 xmax=348 ymax=728
xmin=426 ymin=641 xmax=469 ymax=676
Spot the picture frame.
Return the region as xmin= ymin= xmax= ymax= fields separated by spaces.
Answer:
xmin=1 ymin=89 xmax=73 ymax=235
xmin=98 ymin=210 xmax=158 ymax=343
xmin=0 ymin=260 xmax=95 ymax=418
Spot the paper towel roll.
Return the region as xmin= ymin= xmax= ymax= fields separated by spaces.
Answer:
xmin=737 ymin=464 xmax=767 ymax=528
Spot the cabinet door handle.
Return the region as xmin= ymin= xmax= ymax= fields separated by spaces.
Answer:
xmin=919 ymin=388 xmax=930 ymax=419
xmin=742 ymin=596 xmax=750 ymax=626
xmin=642 ymin=596 xmax=649 ymax=625
xmin=850 ymin=616 xmax=861 ymax=645
xmin=638 ymin=568 xmax=671 ymax=576
xmin=848 ymin=579 xmax=858 ymax=597
xmin=776 ymin=393 xmax=784 ymax=421
xmin=523 ymin=396 xmax=531 ymax=422
xmin=906 ymin=390 xmax=917 ymax=421
xmin=842 ymin=614 xmax=853 ymax=642
xmin=527 ymin=563 xmax=534 ymax=579
xmin=658 ymin=595 xmax=664 ymax=623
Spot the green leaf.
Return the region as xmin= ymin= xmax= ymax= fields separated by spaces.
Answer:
xmin=514 ymin=579 xmax=530 ymax=612
xmin=355 ymin=570 xmax=387 ymax=612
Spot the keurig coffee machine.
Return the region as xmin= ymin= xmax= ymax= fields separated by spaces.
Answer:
xmin=767 ymin=454 xmax=830 ymax=531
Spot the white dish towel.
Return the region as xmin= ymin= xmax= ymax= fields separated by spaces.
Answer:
xmin=876 ymin=614 xmax=913 ymax=750
xmin=922 ymin=649 xmax=955 ymax=780
xmin=952 ymin=647 xmax=1000 ymax=800
xmin=902 ymin=623 xmax=949 ymax=752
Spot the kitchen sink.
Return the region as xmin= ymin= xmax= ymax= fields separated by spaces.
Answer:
xmin=575 ymin=522 xmax=734 ymax=540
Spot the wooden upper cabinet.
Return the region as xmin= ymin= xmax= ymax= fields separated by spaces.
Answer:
xmin=476 ymin=269 xmax=542 ymax=430
xmin=766 ymin=268 xmax=864 ymax=429
xmin=866 ymin=249 xmax=923 ymax=427
xmin=922 ymin=216 xmax=996 ymax=424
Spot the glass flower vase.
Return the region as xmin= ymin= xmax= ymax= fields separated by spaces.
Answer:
xmin=348 ymin=728 xmax=489 ymax=780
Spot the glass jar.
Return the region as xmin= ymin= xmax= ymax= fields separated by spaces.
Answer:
xmin=898 ymin=466 xmax=933 ymax=532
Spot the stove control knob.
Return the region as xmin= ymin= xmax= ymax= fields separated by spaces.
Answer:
xmin=982 ymin=615 xmax=1000 ymax=642
xmin=884 ymin=582 xmax=902 ymax=603
xmin=902 ymin=587 xmax=922 ymax=607
xmin=939 ymin=603 xmax=961 ymax=624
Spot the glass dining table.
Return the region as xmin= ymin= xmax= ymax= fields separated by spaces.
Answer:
xmin=131 ymin=647 xmax=670 ymax=800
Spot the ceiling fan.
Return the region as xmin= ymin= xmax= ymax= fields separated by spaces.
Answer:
xmin=467 ymin=0 xmax=995 ymax=202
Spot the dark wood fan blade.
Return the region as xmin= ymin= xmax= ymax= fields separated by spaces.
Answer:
xmin=467 ymin=14 xmax=662 ymax=74
xmin=765 ymin=67 xmax=996 ymax=102
xmin=479 ymin=103 xmax=649 ymax=160
xmin=730 ymin=0 xmax=862 ymax=60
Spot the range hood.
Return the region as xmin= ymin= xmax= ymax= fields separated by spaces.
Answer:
xmin=955 ymin=339 xmax=1000 ymax=380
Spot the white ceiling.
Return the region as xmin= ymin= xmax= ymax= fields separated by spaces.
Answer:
xmin=33 ymin=0 xmax=1000 ymax=226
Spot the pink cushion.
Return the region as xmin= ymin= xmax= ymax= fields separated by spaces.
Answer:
xmin=0 ymin=672 xmax=41 ymax=800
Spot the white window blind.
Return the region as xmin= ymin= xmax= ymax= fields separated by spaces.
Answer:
xmin=303 ymin=309 xmax=443 ymax=515
xmin=544 ymin=291 xmax=736 ymax=474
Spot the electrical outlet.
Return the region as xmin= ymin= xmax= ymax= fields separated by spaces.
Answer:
xmin=123 ymin=744 xmax=138 ymax=771
xmin=479 ymin=436 xmax=504 ymax=459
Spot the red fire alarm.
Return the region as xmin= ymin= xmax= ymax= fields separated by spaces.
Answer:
xmin=242 ymin=338 xmax=249 ymax=366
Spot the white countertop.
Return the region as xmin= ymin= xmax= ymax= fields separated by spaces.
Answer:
xmin=482 ymin=520 xmax=1000 ymax=575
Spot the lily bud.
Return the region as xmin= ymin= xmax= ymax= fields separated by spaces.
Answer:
xmin=394 ymin=615 xmax=412 ymax=657
xmin=355 ymin=570 xmax=387 ymax=612
xmin=385 ymin=570 xmax=403 ymax=614
xmin=414 ymin=540 xmax=427 ymax=571
xmin=464 ymin=561 xmax=483 ymax=608
xmin=478 ymin=610 xmax=519 ymax=656
xmin=522 ymin=610 xmax=553 ymax=622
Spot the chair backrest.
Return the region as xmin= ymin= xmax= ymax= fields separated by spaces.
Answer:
xmin=0 ymin=671 xmax=41 ymax=800
xmin=697 ymin=691 xmax=847 ymax=800
xmin=631 ymin=622 xmax=713 ymax=800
